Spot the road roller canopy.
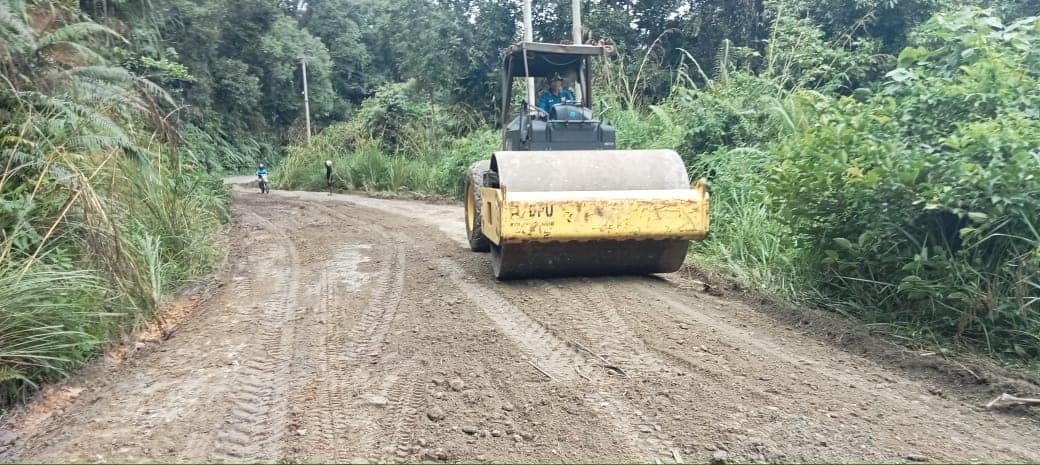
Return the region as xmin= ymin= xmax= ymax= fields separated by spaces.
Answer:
xmin=502 ymin=42 xmax=611 ymax=80
xmin=500 ymin=42 xmax=613 ymax=123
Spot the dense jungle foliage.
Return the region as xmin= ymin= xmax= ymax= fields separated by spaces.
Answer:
xmin=2 ymin=0 xmax=1038 ymax=407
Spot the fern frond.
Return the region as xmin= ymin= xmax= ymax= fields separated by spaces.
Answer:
xmin=66 ymin=134 xmax=126 ymax=152
xmin=0 ymin=149 xmax=35 ymax=168
xmin=70 ymin=78 xmax=150 ymax=115
xmin=69 ymin=65 xmax=175 ymax=108
xmin=133 ymin=76 xmax=175 ymax=107
xmin=0 ymin=1 xmax=34 ymax=56
xmin=42 ymin=40 xmax=106 ymax=64
xmin=36 ymin=22 xmax=127 ymax=51
xmin=68 ymin=65 xmax=134 ymax=84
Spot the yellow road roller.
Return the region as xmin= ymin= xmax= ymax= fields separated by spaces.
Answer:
xmin=465 ymin=42 xmax=709 ymax=279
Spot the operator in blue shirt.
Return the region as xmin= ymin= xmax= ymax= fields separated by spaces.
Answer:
xmin=536 ymin=73 xmax=575 ymax=117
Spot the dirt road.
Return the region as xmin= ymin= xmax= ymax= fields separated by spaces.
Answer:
xmin=3 ymin=182 xmax=1038 ymax=463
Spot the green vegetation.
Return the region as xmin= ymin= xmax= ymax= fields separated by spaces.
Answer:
xmin=769 ymin=10 xmax=1040 ymax=357
xmin=280 ymin=3 xmax=1039 ymax=361
xmin=679 ymin=9 xmax=1040 ymax=359
xmin=3 ymin=0 xmax=1038 ymax=408
xmin=277 ymin=81 xmax=497 ymax=197
xmin=1 ymin=1 xmax=229 ymax=407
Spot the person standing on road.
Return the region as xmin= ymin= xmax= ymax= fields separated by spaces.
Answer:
xmin=325 ymin=159 xmax=333 ymax=195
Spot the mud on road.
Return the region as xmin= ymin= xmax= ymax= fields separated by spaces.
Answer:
xmin=2 ymin=183 xmax=1039 ymax=463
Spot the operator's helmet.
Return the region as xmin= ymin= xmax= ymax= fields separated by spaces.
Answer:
xmin=548 ymin=73 xmax=564 ymax=83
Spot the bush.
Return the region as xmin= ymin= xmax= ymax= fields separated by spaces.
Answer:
xmin=431 ymin=129 xmax=500 ymax=198
xmin=1 ymin=61 xmax=228 ymax=407
xmin=350 ymin=80 xmax=477 ymax=155
xmin=606 ymin=7 xmax=1039 ymax=359
xmin=764 ymin=10 xmax=1040 ymax=357
xmin=275 ymin=121 xmax=497 ymax=199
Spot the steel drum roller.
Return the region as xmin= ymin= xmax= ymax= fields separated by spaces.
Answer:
xmin=480 ymin=150 xmax=709 ymax=279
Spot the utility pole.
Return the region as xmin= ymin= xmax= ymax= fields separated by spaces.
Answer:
xmin=571 ymin=0 xmax=582 ymax=44
xmin=572 ymin=0 xmax=586 ymax=103
xmin=523 ymin=0 xmax=536 ymax=111
xmin=300 ymin=57 xmax=312 ymax=144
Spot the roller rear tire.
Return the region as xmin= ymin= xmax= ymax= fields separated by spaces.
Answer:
xmin=466 ymin=161 xmax=491 ymax=252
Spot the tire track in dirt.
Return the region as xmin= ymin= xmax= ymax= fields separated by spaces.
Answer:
xmin=605 ymin=277 xmax=1040 ymax=462
xmin=316 ymin=265 xmax=344 ymax=457
xmin=439 ymin=259 xmax=683 ymax=463
xmin=536 ymin=280 xmax=685 ymax=459
xmin=278 ymin=201 xmax=411 ymax=462
xmin=438 ymin=260 xmax=586 ymax=381
xmin=298 ymin=196 xmax=648 ymax=462
xmin=343 ymin=237 xmax=405 ymax=367
xmin=380 ymin=374 xmax=427 ymax=463
xmin=540 ymin=280 xmax=671 ymax=377
xmin=208 ymin=211 xmax=299 ymax=463
xmin=344 ymin=234 xmax=409 ymax=463
xmin=288 ymin=263 xmax=347 ymax=462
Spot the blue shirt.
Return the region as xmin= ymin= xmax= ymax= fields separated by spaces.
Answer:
xmin=256 ymin=167 xmax=268 ymax=176
xmin=537 ymin=89 xmax=576 ymax=115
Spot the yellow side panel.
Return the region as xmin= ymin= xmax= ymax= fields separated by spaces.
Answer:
xmin=480 ymin=187 xmax=503 ymax=245
xmin=496 ymin=188 xmax=709 ymax=244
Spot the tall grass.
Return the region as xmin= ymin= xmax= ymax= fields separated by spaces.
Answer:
xmin=1 ymin=2 xmax=230 ymax=406
xmin=276 ymin=123 xmax=497 ymax=199
xmin=0 ymin=264 xmax=102 ymax=400
xmin=685 ymin=149 xmax=813 ymax=299
xmin=0 ymin=128 xmax=227 ymax=406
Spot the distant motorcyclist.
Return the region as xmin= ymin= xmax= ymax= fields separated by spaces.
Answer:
xmin=256 ymin=163 xmax=270 ymax=194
